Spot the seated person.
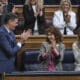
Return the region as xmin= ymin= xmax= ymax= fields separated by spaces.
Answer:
xmin=38 ymin=26 xmax=65 ymax=71
xmin=72 ymin=27 xmax=80 ymax=71
xmin=53 ymin=0 xmax=77 ymax=35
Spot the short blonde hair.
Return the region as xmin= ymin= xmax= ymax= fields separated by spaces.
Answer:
xmin=59 ymin=0 xmax=72 ymax=11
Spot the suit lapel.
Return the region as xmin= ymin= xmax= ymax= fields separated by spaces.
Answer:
xmin=29 ymin=5 xmax=35 ymax=16
xmin=1 ymin=26 xmax=16 ymax=47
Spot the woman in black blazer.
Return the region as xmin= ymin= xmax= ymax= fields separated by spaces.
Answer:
xmin=23 ymin=0 xmax=45 ymax=34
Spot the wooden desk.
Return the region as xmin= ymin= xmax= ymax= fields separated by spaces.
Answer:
xmin=2 ymin=71 xmax=80 ymax=80
xmin=16 ymin=35 xmax=77 ymax=49
xmin=16 ymin=35 xmax=77 ymax=70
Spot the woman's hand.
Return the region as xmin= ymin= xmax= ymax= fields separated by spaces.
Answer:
xmin=42 ymin=52 xmax=48 ymax=57
xmin=64 ymin=12 xmax=70 ymax=23
xmin=50 ymin=40 xmax=56 ymax=49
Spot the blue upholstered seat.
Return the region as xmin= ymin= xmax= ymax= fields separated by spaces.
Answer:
xmin=23 ymin=49 xmax=40 ymax=64
xmin=22 ymin=49 xmax=41 ymax=71
xmin=62 ymin=48 xmax=75 ymax=71
xmin=23 ymin=48 xmax=75 ymax=71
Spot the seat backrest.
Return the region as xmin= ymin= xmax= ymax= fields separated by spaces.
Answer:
xmin=22 ymin=49 xmax=40 ymax=64
xmin=62 ymin=48 xmax=75 ymax=63
xmin=62 ymin=48 xmax=75 ymax=71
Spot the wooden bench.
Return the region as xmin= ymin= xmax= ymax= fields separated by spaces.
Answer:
xmin=16 ymin=35 xmax=77 ymax=49
xmin=15 ymin=5 xmax=78 ymax=20
xmin=16 ymin=35 xmax=77 ymax=70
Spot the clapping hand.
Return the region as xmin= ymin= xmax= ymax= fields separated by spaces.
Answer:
xmin=20 ymin=29 xmax=32 ymax=43
xmin=42 ymin=52 xmax=48 ymax=57
xmin=50 ymin=39 xmax=57 ymax=52
xmin=64 ymin=12 xmax=70 ymax=23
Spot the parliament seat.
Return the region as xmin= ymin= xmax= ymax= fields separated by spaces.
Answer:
xmin=16 ymin=35 xmax=77 ymax=71
xmin=62 ymin=48 xmax=75 ymax=71
xmin=22 ymin=49 xmax=41 ymax=71
xmin=22 ymin=48 xmax=75 ymax=71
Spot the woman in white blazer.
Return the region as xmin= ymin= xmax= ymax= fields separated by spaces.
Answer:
xmin=53 ymin=0 xmax=77 ymax=35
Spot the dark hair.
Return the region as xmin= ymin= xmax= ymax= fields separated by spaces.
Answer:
xmin=4 ymin=12 xmax=18 ymax=24
xmin=46 ymin=26 xmax=62 ymax=43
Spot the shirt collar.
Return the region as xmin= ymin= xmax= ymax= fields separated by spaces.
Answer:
xmin=4 ymin=25 xmax=11 ymax=33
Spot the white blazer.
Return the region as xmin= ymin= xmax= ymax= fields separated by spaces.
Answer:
xmin=53 ymin=10 xmax=77 ymax=35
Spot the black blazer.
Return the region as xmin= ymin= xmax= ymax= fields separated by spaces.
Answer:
xmin=23 ymin=5 xmax=45 ymax=34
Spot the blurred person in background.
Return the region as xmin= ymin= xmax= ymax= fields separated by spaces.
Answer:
xmin=53 ymin=0 xmax=77 ymax=35
xmin=23 ymin=0 xmax=45 ymax=35
xmin=1 ymin=0 xmax=15 ymax=25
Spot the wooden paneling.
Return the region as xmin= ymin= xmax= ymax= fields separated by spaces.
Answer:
xmin=44 ymin=5 xmax=78 ymax=20
xmin=16 ymin=35 xmax=77 ymax=70
xmin=3 ymin=76 xmax=80 ymax=80
xmin=16 ymin=35 xmax=77 ymax=49
xmin=15 ymin=5 xmax=78 ymax=20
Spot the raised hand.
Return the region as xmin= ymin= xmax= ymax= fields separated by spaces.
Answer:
xmin=64 ymin=12 xmax=70 ymax=23
xmin=20 ymin=29 xmax=32 ymax=43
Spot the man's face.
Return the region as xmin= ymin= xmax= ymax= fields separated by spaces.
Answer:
xmin=8 ymin=18 xmax=18 ymax=31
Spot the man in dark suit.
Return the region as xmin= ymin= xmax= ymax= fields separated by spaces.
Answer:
xmin=0 ymin=13 xmax=31 ymax=73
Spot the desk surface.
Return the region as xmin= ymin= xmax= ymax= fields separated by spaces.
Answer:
xmin=3 ymin=71 xmax=80 ymax=76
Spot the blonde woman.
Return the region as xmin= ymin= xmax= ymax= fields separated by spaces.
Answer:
xmin=23 ymin=0 xmax=45 ymax=34
xmin=53 ymin=0 xmax=76 ymax=35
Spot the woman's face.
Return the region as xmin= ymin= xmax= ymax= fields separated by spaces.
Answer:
xmin=62 ymin=1 xmax=70 ymax=12
xmin=47 ymin=32 xmax=56 ymax=42
xmin=30 ymin=0 xmax=36 ymax=5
